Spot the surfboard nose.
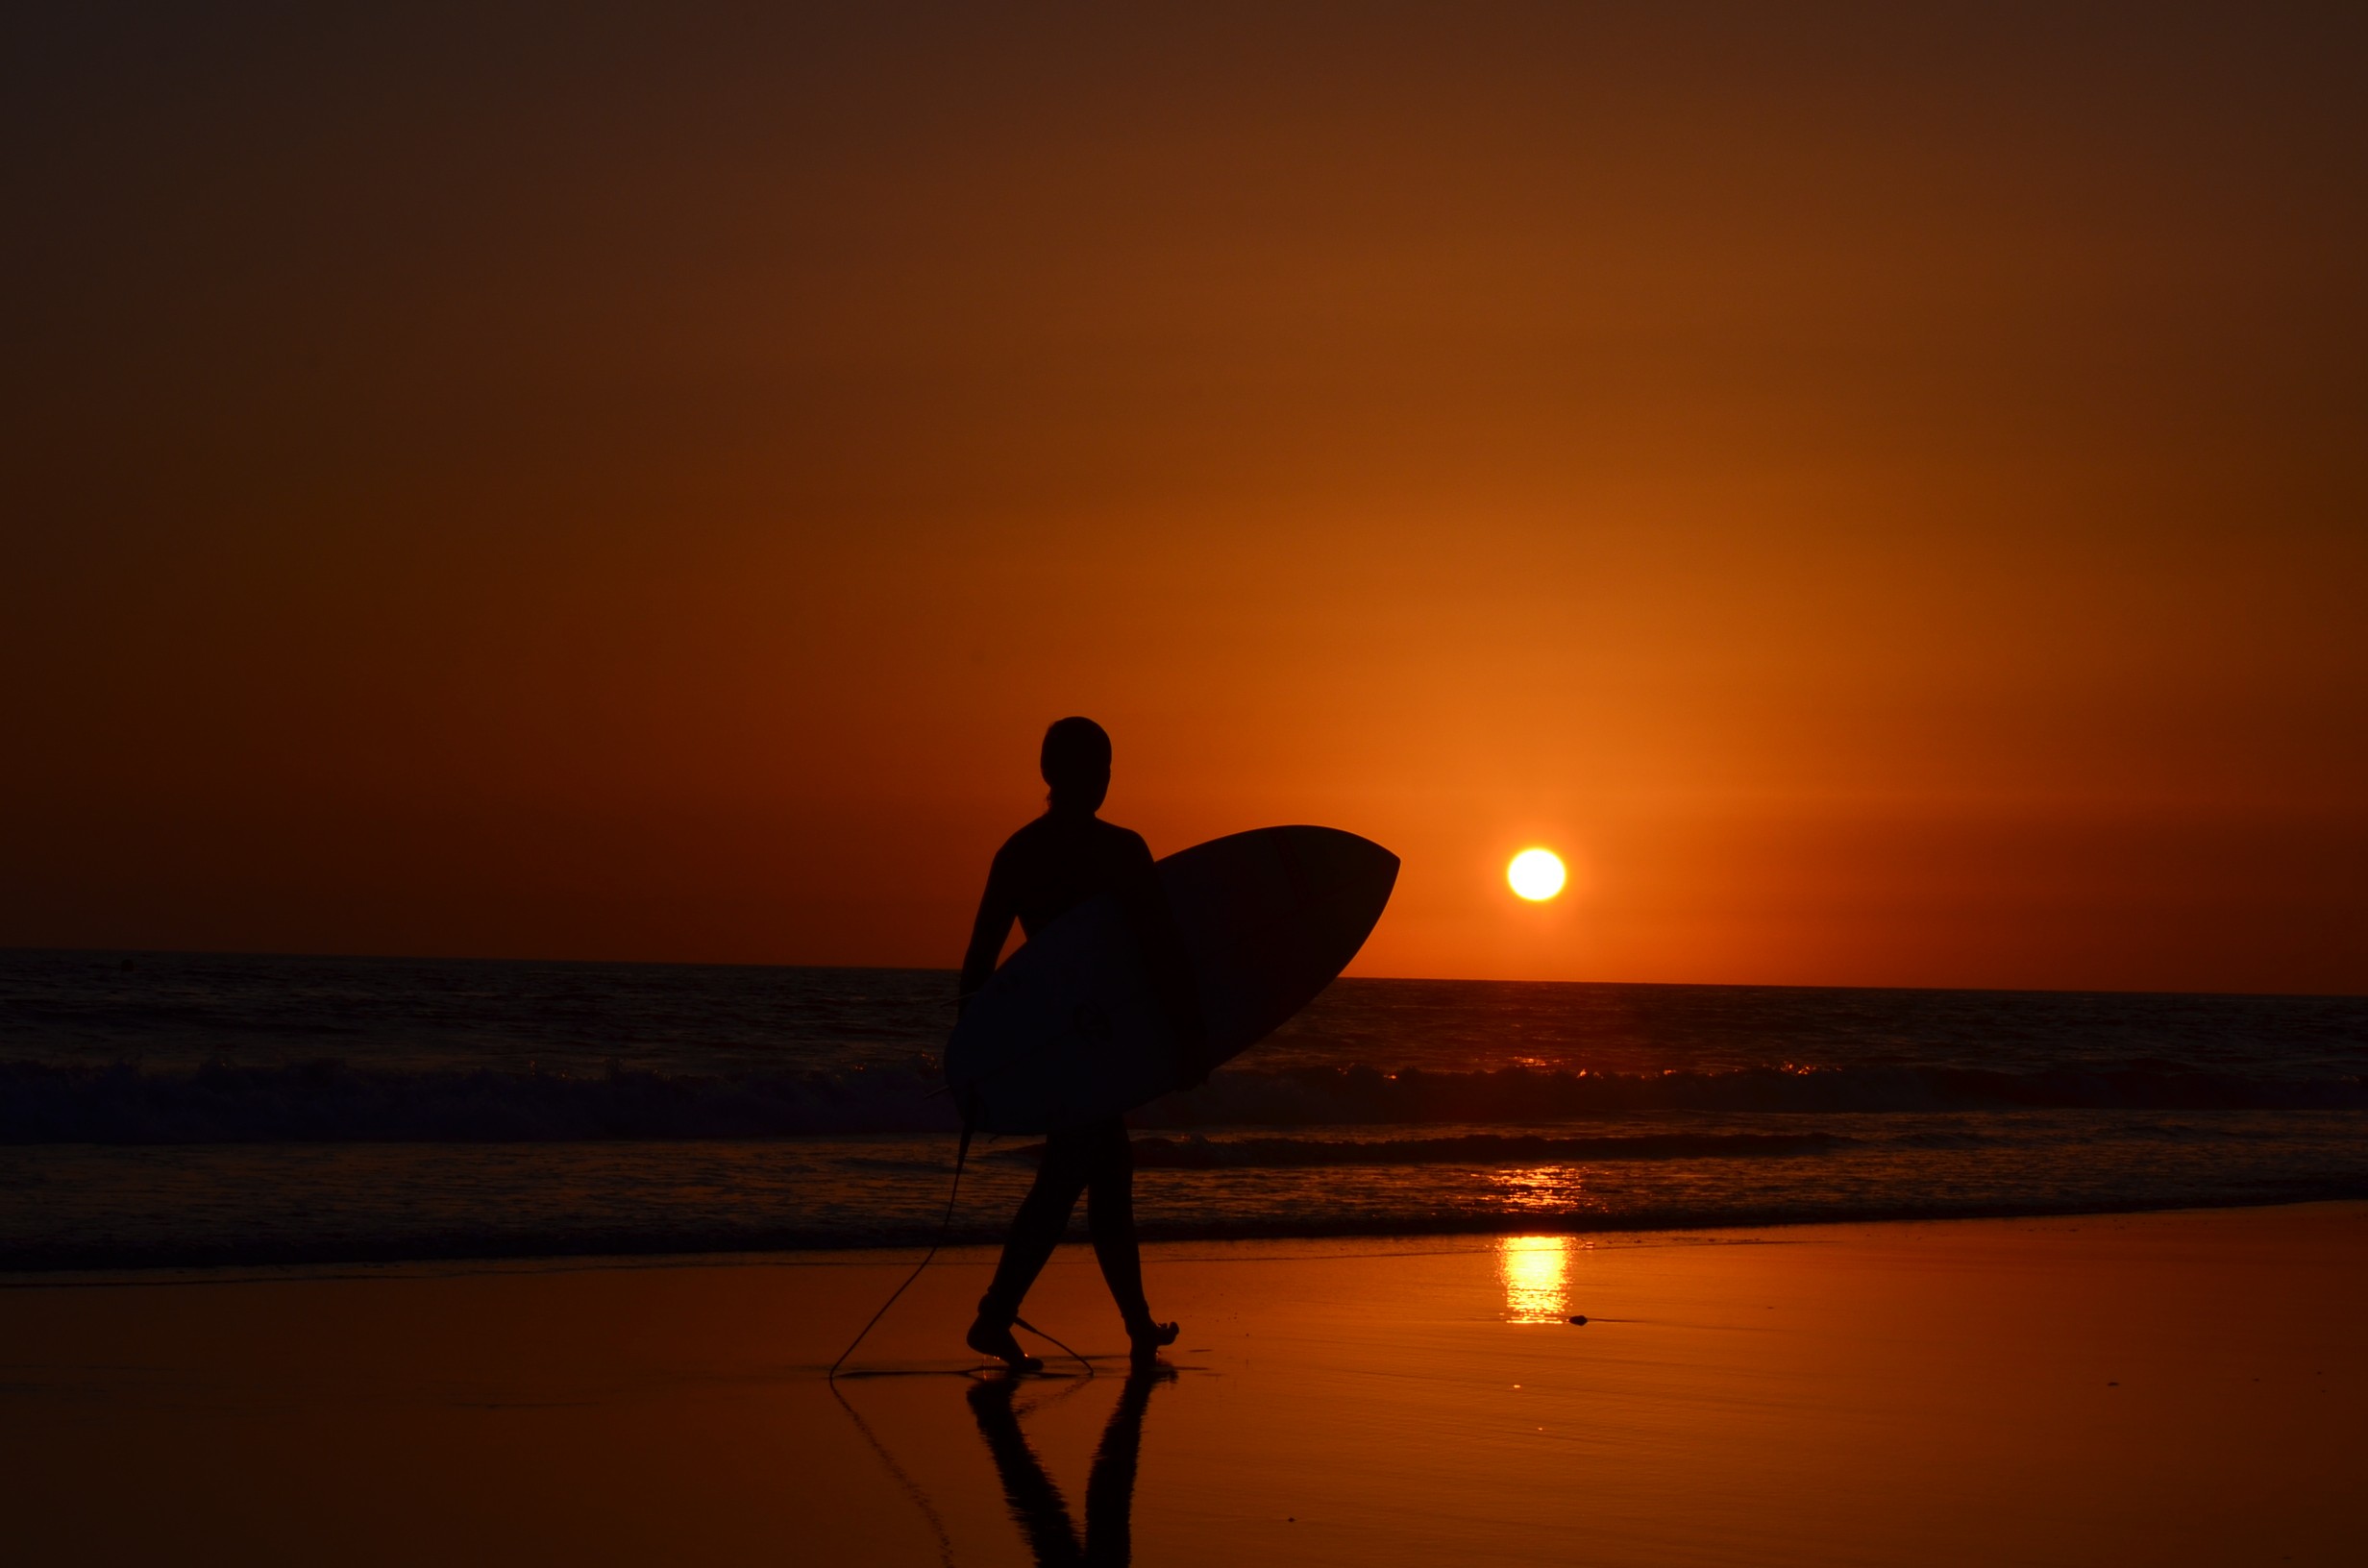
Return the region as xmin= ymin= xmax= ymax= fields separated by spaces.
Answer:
xmin=1262 ymin=824 xmax=1398 ymax=968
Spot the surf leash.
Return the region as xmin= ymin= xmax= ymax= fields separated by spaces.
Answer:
xmin=827 ymin=1115 xmax=974 ymax=1381
xmin=1011 ymin=1313 xmax=1093 ymax=1377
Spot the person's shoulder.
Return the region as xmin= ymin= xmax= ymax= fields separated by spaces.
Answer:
xmin=994 ymin=815 xmax=1052 ymax=860
xmin=1093 ymin=821 xmax=1155 ymax=861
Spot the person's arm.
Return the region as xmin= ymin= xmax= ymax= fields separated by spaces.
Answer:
xmin=959 ymin=845 xmax=1019 ymax=1006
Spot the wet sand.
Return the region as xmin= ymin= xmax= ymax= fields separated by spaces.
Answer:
xmin=4 ymin=1202 xmax=2363 ymax=1565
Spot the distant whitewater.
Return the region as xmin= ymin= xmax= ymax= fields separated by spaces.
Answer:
xmin=2 ymin=949 xmax=2362 ymax=1269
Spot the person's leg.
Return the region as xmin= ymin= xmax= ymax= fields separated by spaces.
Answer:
xmin=1081 ymin=1119 xmax=1178 ymax=1361
xmin=1080 ymin=1120 xmax=1147 ymax=1321
xmin=969 ymin=1130 xmax=1094 ymax=1368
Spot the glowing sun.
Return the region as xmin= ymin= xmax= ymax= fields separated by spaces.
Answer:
xmin=1507 ymin=848 xmax=1566 ymax=901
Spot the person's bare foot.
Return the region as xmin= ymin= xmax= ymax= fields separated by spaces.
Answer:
xmin=1125 ymin=1318 xmax=1179 ymax=1365
xmin=966 ymin=1314 xmax=1044 ymax=1372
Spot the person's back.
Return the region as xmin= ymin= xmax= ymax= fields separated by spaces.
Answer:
xmin=959 ymin=717 xmax=1190 ymax=1371
xmin=962 ymin=814 xmax=1159 ymax=985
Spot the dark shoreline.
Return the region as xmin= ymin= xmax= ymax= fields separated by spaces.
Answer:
xmin=11 ymin=1186 xmax=2365 ymax=1278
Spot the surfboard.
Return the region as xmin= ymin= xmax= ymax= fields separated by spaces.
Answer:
xmin=944 ymin=825 xmax=1398 ymax=1135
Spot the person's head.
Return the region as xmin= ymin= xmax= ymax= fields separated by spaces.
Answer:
xmin=1040 ymin=716 xmax=1112 ymax=816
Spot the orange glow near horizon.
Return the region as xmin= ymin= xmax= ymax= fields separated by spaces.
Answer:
xmin=1 ymin=10 xmax=2362 ymax=992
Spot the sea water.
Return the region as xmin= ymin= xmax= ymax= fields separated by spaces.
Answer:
xmin=3 ymin=948 xmax=2363 ymax=1269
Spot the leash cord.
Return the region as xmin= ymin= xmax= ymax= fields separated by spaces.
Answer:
xmin=1012 ymin=1313 xmax=1094 ymax=1376
xmin=827 ymin=1117 xmax=974 ymax=1381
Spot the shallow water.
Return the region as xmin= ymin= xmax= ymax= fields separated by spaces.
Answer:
xmin=4 ymin=949 xmax=2363 ymax=1268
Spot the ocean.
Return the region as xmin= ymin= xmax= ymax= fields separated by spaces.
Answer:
xmin=3 ymin=948 xmax=2363 ymax=1270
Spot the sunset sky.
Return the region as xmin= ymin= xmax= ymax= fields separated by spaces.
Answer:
xmin=5 ymin=4 xmax=2363 ymax=992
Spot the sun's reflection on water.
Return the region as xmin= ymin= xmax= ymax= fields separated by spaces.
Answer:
xmin=1496 ymin=1162 xmax=1581 ymax=1212
xmin=1497 ymin=1234 xmax=1570 ymax=1323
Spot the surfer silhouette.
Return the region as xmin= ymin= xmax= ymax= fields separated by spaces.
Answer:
xmin=960 ymin=717 xmax=1200 ymax=1372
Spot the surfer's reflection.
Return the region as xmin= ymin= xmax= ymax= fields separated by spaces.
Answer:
xmin=967 ymin=1366 xmax=1171 ymax=1567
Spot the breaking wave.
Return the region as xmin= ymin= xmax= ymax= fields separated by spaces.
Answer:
xmin=1017 ymin=1132 xmax=1860 ymax=1167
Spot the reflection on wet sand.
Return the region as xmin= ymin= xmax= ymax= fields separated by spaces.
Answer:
xmin=968 ymin=1366 xmax=1172 ymax=1567
xmin=1498 ymin=1234 xmax=1572 ymax=1323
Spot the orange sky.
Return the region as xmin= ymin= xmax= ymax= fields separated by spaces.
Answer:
xmin=4 ymin=5 xmax=2363 ymax=991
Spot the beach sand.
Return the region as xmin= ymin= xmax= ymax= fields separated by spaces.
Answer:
xmin=4 ymin=1202 xmax=2363 ymax=1565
